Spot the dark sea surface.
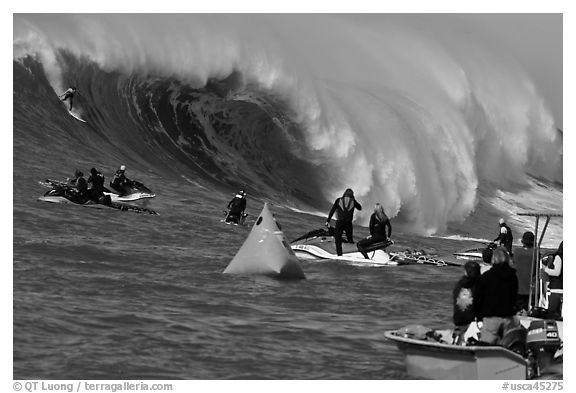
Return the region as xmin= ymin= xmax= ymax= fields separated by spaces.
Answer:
xmin=14 ymin=180 xmax=472 ymax=379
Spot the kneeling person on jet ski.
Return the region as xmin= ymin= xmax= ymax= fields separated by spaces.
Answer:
xmin=110 ymin=165 xmax=135 ymax=196
xmin=226 ymin=190 xmax=247 ymax=224
xmin=357 ymin=203 xmax=392 ymax=259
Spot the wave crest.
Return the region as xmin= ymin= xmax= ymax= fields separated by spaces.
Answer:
xmin=13 ymin=14 xmax=562 ymax=234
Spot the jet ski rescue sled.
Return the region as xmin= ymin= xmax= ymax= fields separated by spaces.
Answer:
xmin=291 ymin=234 xmax=398 ymax=266
xmin=385 ymin=211 xmax=563 ymax=380
xmin=224 ymin=203 xmax=305 ymax=279
xmin=290 ymin=229 xmax=460 ymax=267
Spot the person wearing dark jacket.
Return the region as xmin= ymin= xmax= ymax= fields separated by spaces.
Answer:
xmin=473 ymin=247 xmax=520 ymax=344
xmin=543 ymin=241 xmax=563 ymax=319
xmin=357 ymin=203 xmax=392 ymax=259
xmin=67 ymin=169 xmax=88 ymax=203
xmin=452 ymin=260 xmax=481 ymax=344
xmin=109 ymin=165 xmax=134 ymax=195
xmin=226 ymin=190 xmax=247 ymax=224
xmin=326 ymin=188 xmax=362 ymax=256
xmin=87 ymin=167 xmax=106 ymax=202
xmin=494 ymin=218 xmax=514 ymax=255
xmin=513 ymin=231 xmax=536 ymax=313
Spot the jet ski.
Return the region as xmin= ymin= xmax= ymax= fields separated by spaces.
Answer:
xmin=38 ymin=184 xmax=158 ymax=215
xmin=40 ymin=179 xmax=155 ymax=203
xmin=453 ymin=242 xmax=496 ymax=262
xmin=290 ymin=228 xmax=461 ymax=267
xmin=221 ymin=210 xmax=249 ymax=226
xmin=290 ymin=229 xmax=399 ymax=266
xmin=107 ymin=180 xmax=156 ymax=202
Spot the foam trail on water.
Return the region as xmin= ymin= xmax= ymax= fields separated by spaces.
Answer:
xmin=13 ymin=14 xmax=562 ymax=234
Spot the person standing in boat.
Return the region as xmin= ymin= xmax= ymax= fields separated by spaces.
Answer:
xmin=494 ymin=218 xmax=514 ymax=255
xmin=325 ymin=188 xmax=362 ymax=256
xmin=356 ymin=203 xmax=392 ymax=259
xmin=543 ymin=241 xmax=563 ymax=319
xmin=473 ymin=247 xmax=520 ymax=345
xmin=512 ymin=231 xmax=536 ymax=313
xmin=452 ymin=260 xmax=481 ymax=345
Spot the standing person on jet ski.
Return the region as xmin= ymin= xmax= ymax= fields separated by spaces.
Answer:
xmin=356 ymin=203 xmax=392 ymax=259
xmin=110 ymin=165 xmax=134 ymax=196
xmin=87 ymin=167 xmax=106 ymax=203
xmin=325 ymin=188 xmax=362 ymax=256
xmin=226 ymin=190 xmax=247 ymax=224
xmin=494 ymin=218 xmax=514 ymax=255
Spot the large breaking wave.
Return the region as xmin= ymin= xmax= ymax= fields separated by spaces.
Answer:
xmin=13 ymin=14 xmax=562 ymax=235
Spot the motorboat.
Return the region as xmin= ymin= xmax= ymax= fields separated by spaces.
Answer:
xmin=385 ymin=211 xmax=563 ymax=380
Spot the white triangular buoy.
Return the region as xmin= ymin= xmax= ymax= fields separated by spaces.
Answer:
xmin=223 ymin=203 xmax=306 ymax=279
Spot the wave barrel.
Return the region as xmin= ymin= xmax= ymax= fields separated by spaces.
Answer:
xmin=223 ymin=203 xmax=306 ymax=279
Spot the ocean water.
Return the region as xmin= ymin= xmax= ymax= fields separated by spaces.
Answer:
xmin=13 ymin=14 xmax=562 ymax=380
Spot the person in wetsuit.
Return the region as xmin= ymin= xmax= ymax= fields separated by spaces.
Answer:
xmin=326 ymin=188 xmax=362 ymax=256
xmin=57 ymin=169 xmax=88 ymax=203
xmin=59 ymin=87 xmax=79 ymax=111
xmin=494 ymin=218 xmax=514 ymax=255
xmin=87 ymin=167 xmax=106 ymax=203
xmin=356 ymin=203 xmax=392 ymax=259
xmin=71 ymin=169 xmax=88 ymax=202
xmin=109 ymin=165 xmax=134 ymax=196
xmin=226 ymin=190 xmax=247 ymax=224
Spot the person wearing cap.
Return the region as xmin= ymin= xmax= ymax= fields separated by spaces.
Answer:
xmin=493 ymin=218 xmax=514 ymax=255
xmin=452 ymin=260 xmax=481 ymax=344
xmin=326 ymin=188 xmax=362 ymax=256
xmin=512 ymin=231 xmax=535 ymax=313
xmin=110 ymin=165 xmax=134 ymax=196
xmin=226 ymin=190 xmax=247 ymax=224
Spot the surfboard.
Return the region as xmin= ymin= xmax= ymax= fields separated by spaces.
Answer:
xmin=68 ymin=111 xmax=87 ymax=123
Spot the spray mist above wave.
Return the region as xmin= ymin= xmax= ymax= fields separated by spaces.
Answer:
xmin=13 ymin=14 xmax=562 ymax=234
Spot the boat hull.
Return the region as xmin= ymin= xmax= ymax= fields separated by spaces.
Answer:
xmin=385 ymin=317 xmax=563 ymax=380
xmin=385 ymin=331 xmax=528 ymax=379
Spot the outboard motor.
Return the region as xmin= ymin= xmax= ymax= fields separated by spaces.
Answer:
xmin=526 ymin=320 xmax=561 ymax=377
xmin=499 ymin=325 xmax=528 ymax=356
